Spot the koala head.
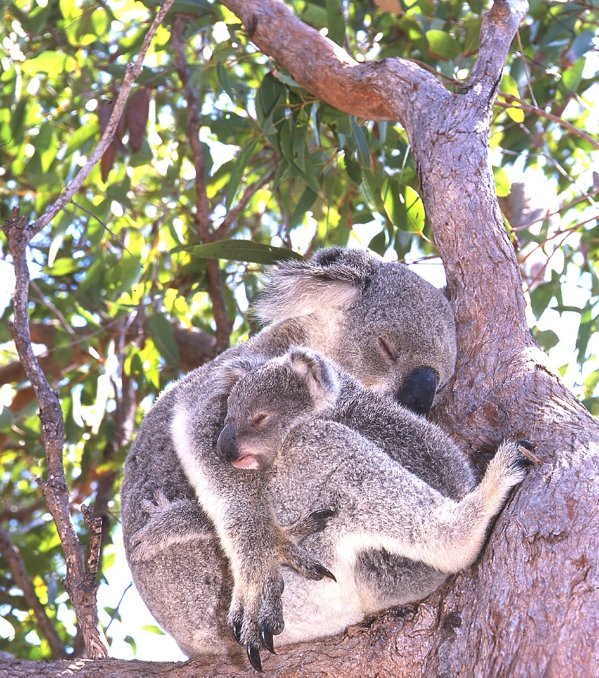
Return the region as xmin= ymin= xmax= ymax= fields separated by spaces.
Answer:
xmin=216 ymin=349 xmax=339 ymax=471
xmin=253 ymin=247 xmax=456 ymax=416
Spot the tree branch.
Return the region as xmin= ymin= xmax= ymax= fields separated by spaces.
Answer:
xmin=2 ymin=210 xmax=107 ymax=659
xmin=206 ymin=3 xmax=599 ymax=675
xmin=0 ymin=2 xmax=176 ymax=659
xmin=498 ymin=94 xmax=599 ymax=150
xmin=466 ymin=0 xmax=528 ymax=101
xmin=221 ymin=0 xmax=446 ymax=126
xmin=215 ymin=167 xmax=277 ymax=238
xmin=172 ymin=15 xmax=232 ymax=354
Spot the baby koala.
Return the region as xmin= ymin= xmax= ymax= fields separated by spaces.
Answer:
xmin=215 ymin=348 xmax=532 ymax=651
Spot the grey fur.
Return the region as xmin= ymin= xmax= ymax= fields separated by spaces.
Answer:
xmin=121 ymin=247 xmax=462 ymax=662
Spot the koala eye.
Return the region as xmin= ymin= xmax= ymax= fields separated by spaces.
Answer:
xmin=377 ymin=337 xmax=396 ymax=365
xmin=250 ymin=413 xmax=270 ymax=429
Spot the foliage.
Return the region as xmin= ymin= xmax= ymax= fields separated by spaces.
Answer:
xmin=0 ymin=0 xmax=597 ymax=659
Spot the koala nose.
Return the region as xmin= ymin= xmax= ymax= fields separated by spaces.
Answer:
xmin=395 ymin=367 xmax=438 ymax=417
xmin=217 ymin=424 xmax=239 ymax=463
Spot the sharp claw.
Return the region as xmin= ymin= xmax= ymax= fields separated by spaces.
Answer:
xmin=315 ymin=564 xmax=337 ymax=582
xmin=247 ymin=643 xmax=263 ymax=672
xmin=260 ymin=625 xmax=276 ymax=654
xmin=232 ymin=619 xmax=242 ymax=644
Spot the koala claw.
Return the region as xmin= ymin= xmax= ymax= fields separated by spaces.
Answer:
xmin=247 ymin=643 xmax=263 ymax=672
xmin=285 ymin=507 xmax=336 ymax=542
xmin=314 ymin=563 xmax=337 ymax=582
xmin=260 ymin=625 xmax=276 ymax=654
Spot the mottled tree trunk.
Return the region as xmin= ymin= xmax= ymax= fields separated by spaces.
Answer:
xmin=3 ymin=0 xmax=597 ymax=675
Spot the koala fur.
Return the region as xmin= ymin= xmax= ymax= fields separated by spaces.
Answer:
xmin=121 ymin=247 xmax=465 ymax=666
xmin=214 ymin=348 xmax=530 ymax=647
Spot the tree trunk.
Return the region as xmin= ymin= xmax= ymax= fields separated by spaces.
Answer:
xmin=4 ymin=0 xmax=597 ymax=675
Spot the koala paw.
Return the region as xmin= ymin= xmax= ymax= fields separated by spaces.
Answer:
xmin=140 ymin=489 xmax=171 ymax=516
xmin=128 ymin=494 xmax=211 ymax=563
xmin=227 ymin=566 xmax=285 ymax=672
xmin=284 ymin=507 xmax=336 ymax=542
xmin=280 ymin=507 xmax=337 ymax=581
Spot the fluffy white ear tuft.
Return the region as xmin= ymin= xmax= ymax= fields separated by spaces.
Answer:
xmin=251 ymin=248 xmax=378 ymax=326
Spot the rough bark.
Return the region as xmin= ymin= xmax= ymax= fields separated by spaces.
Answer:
xmin=4 ymin=0 xmax=597 ymax=675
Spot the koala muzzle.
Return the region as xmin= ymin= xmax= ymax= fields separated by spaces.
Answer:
xmin=395 ymin=367 xmax=438 ymax=416
xmin=216 ymin=424 xmax=239 ymax=462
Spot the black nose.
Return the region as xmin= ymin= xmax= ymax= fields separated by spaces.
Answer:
xmin=395 ymin=367 xmax=438 ymax=416
xmin=217 ymin=424 xmax=239 ymax=462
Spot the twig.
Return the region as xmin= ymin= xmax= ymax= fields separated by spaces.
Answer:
xmin=498 ymin=94 xmax=599 ymax=150
xmin=172 ymin=16 xmax=232 ymax=354
xmin=215 ymin=167 xmax=277 ymax=238
xmin=0 ymin=528 xmax=67 ymax=659
xmin=30 ymin=280 xmax=77 ymax=337
xmin=30 ymin=0 xmax=175 ymax=237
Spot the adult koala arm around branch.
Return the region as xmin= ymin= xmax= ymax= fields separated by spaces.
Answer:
xmin=121 ymin=248 xmax=459 ymax=668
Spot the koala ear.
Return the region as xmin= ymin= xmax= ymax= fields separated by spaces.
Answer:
xmin=251 ymin=247 xmax=379 ymax=325
xmin=213 ymin=357 xmax=260 ymax=393
xmin=286 ymin=348 xmax=340 ymax=409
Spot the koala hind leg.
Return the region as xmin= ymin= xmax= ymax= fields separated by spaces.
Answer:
xmin=338 ymin=439 xmax=530 ymax=575
xmin=278 ymin=426 xmax=531 ymax=584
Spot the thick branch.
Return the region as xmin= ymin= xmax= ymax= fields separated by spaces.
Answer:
xmin=221 ymin=0 xmax=445 ymax=126
xmin=208 ymin=2 xmax=599 ymax=675
xmin=467 ymin=0 xmax=528 ymax=99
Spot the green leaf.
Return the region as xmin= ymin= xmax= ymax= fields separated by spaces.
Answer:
xmin=147 ymin=313 xmax=180 ymax=367
xmin=506 ymin=105 xmax=525 ymax=123
xmin=174 ymin=239 xmax=302 ymax=265
xmin=21 ymin=51 xmax=77 ymax=76
xmin=225 ymin=138 xmax=260 ymax=210
xmin=425 ymin=30 xmax=461 ymax=59
xmin=493 ymin=167 xmax=511 ymax=198
xmin=404 ymin=186 xmax=425 ymax=232
xmin=530 ymin=283 xmax=555 ymax=319
xmin=49 ymin=257 xmax=80 ymax=276
xmin=562 ymin=58 xmax=585 ymax=92
xmin=381 ymin=177 xmax=405 ymax=227
xmin=289 ymin=187 xmax=318 ymax=228
xmin=534 ymin=329 xmax=559 ymax=351
xmin=216 ymin=62 xmax=238 ymax=102
xmin=326 ymin=0 xmax=345 ymax=45
xmin=351 ymin=119 xmax=370 ymax=167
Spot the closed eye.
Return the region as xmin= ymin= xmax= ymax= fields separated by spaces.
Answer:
xmin=250 ymin=413 xmax=269 ymax=428
xmin=377 ymin=337 xmax=396 ymax=364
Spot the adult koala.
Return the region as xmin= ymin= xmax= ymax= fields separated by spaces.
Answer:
xmin=121 ymin=247 xmax=470 ymax=668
